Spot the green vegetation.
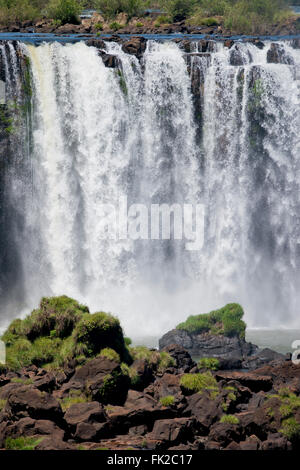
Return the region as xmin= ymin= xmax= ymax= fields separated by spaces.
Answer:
xmin=180 ymin=371 xmax=218 ymax=396
xmin=5 ymin=436 xmax=43 ymax=450
xmin=220 ymin=414 xmax=240 ymax=424
xmin=177 ymin=303 xmax=246 ymax=339
xmin=109 ymin=20 xmax=123 ymax=30
xmin=99 ymin=347 xmax=121 ymax=363
xmin=95 ymin=0 xmax=143 ymax=19
xmin=46 ymin=0 xmax=81 ymax=25
xmin=160 ymin=395 xmax=175 ymax=406
xmin=280 ymin=417 xmax=300 ymax=442
xmin=0 ymin=399 xmax=6 ymax=411
xmin=60 ymin=389 xmax=90 ymax=411
xmin=130 ymin=346 xmax=175 ymax=373
xmin=198 ymin=357 xmax=220 ymax=371
xmin=1 ymin=295 xmax=131 ymax=370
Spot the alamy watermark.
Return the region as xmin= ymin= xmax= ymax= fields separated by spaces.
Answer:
xmin=97 ymin=197 xmax=205 ymax=251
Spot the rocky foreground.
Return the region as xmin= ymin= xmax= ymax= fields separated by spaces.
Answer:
xmin=0 ymin=297 xmax=300 ymax=451
xmin=0 ymin=345 xmax=300 ymax=450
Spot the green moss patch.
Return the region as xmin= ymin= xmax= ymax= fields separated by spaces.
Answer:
xmin=180 ymin=371 xmax=219 ymax=397
xmin=177 ymin=303 xmax=246 ymax=338
xmin=220 ymin=414 xmax=240 ymax=425
xmin=5 ymin=436 xmax=43 ymax=450
xmin=2 ymin=296 xmax=131 ymax=370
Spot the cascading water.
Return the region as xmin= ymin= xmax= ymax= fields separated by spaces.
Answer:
xmin=0 ymin=38 xmax=299 ymax=336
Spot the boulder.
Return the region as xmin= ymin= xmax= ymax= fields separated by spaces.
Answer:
xmin=6 ymin=385 xmax=63 ymax=423
xmin=242 ymin=348 xmax=286 ymax=370
xmin=161 ymin=344 xmax=196 ymax=373
xmin=122 ymin=37 xmax=146 ymax=58
xmin=183 ymin=393 xmax=222 ymax=434
xmin=215 ymin=372 xmax=273 ymax=392
xmin=33 ymin=372 xmax=56 ymax=392
xmin=64 ymin=402 xmax=107 ymax=431
xmin=35 ymin=436 xmax=76 ymax=450
xmin=208 ymin=422 xmax=241 ymax=447
xmin=61 ymin=357 xmax=129 ymax=405
xmin=147 ymin=417 xmax=195 ymax=446
xmin=129 ymin=359 xmax=155 ymax=391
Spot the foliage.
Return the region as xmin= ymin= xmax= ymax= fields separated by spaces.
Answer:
xmin=159 ymin=395 xmax=175 ymax=406
xmin=0 ymin=0 xmax=40 ymax=25
xmin=2 ymin=296 xmax=130 ymax=370
xmin=60 ymin=389 xmax=90 ymax=412
xmin=130 ymin=346 xmax=175 ymax=372
xmin=180 ymin=371 xmax=218 ymax=395
xmin=99 ymin=347 xmax=120 ymax=363
xmin=5 ymin=436 xmax=43 ymax=450
xmin=177 ymin=303 xmax=246 ymax=339
xmin=109 ymin=21 xmax=123 ymax=30
xmin=220 ymin=414 xmax=240 ymax=424
xmin=46 ymin=0 xmax=82 ymax=25
xmin=95 ymin=0 xmax=143 ymax=19
xmin=280 ymin=417 xmax=300 ymax=442
xmin=158 ymin=0 xmax=197 ymax=21
xmin=198 ymin=357 xmax=220 ymax=371
xmin=0 ymin=399 xmax=6 ymax=411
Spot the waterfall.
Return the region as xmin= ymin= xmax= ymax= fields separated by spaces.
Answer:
xmin=0 ymin=39 xmax=300 ymax=335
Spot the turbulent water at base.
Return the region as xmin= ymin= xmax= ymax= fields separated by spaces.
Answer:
xmin=0 ymin=39 xmax=300 ymax=336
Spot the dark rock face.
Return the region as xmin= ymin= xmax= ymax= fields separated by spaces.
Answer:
xmin=161 ymin=344 xmax=196 ymax=372
xmin=159 ymin=328 xmax=258 ymax=363
xmin=267 ymin=43 xmax=294 ymax=65
xmin=122 ymin=37 xmax=146 ymax=58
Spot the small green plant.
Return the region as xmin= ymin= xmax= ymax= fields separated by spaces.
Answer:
xmin=180 ymin=372 xmax=218 ymax=395
xmin=280 ymin=417 xmax=300 ymax=442
xmin=11 ymin=377 xmax=33 ymax=385
xmin=5 ymin=436 xmax=43 ymax=450
xmin=160 ymin=395 xmax=175 ymax=407
xmin=220 ymin=414 xmax=240 ymax=425
xmin=94 ymin=22 xmax=103 ymax=31
xmin=198 ymin=357 xmax=220 ymax=371
xmin=60 ymin=390 xmax=90 ymax=412
xmin=99 ymin=347 xmax=120 ymax=363
xmin=109 ymin=21 xmax=123 ymax=31
xmin=0 ymin=399 xmax=7 ymax=411
xmin=136 ymin=21 xmax=143 ymax=27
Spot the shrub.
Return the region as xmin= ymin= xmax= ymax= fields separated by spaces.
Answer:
xmin=177 ymin=303 xmax=246 ymax=339
xmin=0 ymin=0 xmax=40 ymax=26
xmin=159 ymin=0 xmax=197 ymax=21
xmin=5 ymin=436 xmax=43 ymax=450
xmin=198 ymin=357 xmax=220 ymax=371
xmin=2 ymin=296 xmax=130 ymax=370
xmin=154 ymin=14 xmax=172 ymax=26
xmin=95 ymin=0 xmax=143 ymax=19
xmin=109 ymin=21 xmax=123 ymax=30
xmin=160 ymin=395 xmax=175 ymax=407
xmin=46 ymin=0 xmax=82 ymax=25
xmin=99 ymin=347 xmax=120 ymax=363
xmin=280 ymin=417 xmax=300 ymax=442
xmin=94 ymin=22 xmax=103 ymax=30
xmin=74 ymin=311 xmax=129 ymax=362
xmin=180 ymin=372 xmax=218 ymax=395
xmin=220 ymin=414 xmax=240 ymax=424
xmin=60 ymin=390 xmax=90 ymax=412
xmin=129 ymin=346 xmax=175 ymax=372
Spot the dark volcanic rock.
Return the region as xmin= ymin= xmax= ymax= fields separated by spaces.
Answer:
xmin=64 ymin=402 xmax=107 ymax=431
xmin=242 ymin=348 xmax=286 ymax=370
xmin=122 ymin=37 xmax=146 ymax=58
xmin=147 ymin=417 xmax=195 ymax=447
xmin=215 ymin=371 xmax=273 ymax=393
xmin=159 ymin=329 xmax=258 ymax=364
xmin=161 ymin=344 xmax=196 ymax=372
xmin=6 ymin=385 xmax=63 ymax=423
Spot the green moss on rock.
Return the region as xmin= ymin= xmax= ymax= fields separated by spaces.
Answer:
xmin=176 ymin=303 xmax=246 ymax=339
xmin=2 ymin=296 xmax=131 ymax=370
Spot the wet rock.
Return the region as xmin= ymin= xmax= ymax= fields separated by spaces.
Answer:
xmin=122 ymin=37 xmax=146 ymax=58
xmin=267 ymin=43 xmax=294 ymax=65
xmin=99 ymin=52 xmax=119 ymax=68
xmin=86 ymin=38 xmax=106 ymax=49
xmin=230 ymin=44 xmax=252 ymax=66
xmin=242 ymin=348 xmax=286 ymax=370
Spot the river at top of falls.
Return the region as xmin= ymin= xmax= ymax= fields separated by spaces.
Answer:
xmin=0 ymin=39 xmax=300 ymax=336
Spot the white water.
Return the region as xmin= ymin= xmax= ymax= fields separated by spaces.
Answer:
xmin=1 ymin=39 xmax=300 ymax=335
